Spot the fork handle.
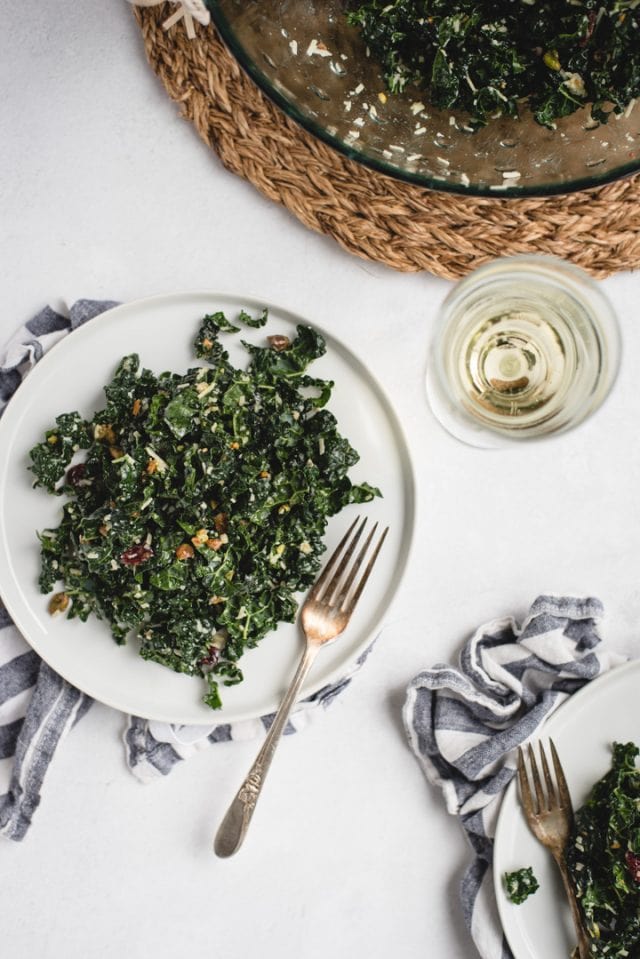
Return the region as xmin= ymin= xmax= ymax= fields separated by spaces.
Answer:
xmin=555 ymin=857 xmax=591 ymax=959
xmin=214 ymin=642 xmax=319 ymax=858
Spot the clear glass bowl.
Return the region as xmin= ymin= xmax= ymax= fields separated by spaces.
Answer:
xmin=206 ymin=0 xmax=640 ymax=198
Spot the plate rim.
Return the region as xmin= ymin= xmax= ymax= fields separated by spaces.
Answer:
xmin=0 ymin=289 xmax=417 ymax=723
xmin=493 ymin=657 xmax=640 ymax=959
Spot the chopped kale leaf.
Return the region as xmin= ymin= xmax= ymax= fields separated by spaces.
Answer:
xmin=347 ymin=1 xmax=640 ymax=128
xmin=567 ymin=742 xmax=640 ymax=958
xmin=504 ymin=867 xmax=539 ymax=904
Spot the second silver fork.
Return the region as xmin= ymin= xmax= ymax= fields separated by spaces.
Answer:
xmin=517 ymin=741 xmax=591 ymax=959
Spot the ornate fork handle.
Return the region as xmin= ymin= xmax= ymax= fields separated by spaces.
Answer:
xmin=214 ymin=644 xmax=319 ymax=858
xmin=554 ymin=855 xmax=591 ymax=959
xmin=214 ymin=517 xmax=388 ymax=858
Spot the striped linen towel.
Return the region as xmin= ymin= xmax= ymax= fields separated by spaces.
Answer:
xmin=403 ymin=595 xmax=625 ymax=959
xmin=0 ymin=300 xmax=370 ymax=840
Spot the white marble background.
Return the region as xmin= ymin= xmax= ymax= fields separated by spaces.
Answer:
xmin=1 ymin=3 xmax=640 ymax=957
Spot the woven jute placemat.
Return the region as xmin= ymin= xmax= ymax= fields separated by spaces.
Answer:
xmin=134 ymin=7 xmax=640 ymax=279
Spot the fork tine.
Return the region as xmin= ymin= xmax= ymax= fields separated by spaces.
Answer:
xmin=550 ymin=739 xmax=572 ymax=812
xmin=539 ymin=742 xmax=556 ymax=811
xmin=344 ymin=526 xmax=388 ymax=614
xmin=527 ymin=743 xmax=546 ymax=815
xmin=332 ymin=521 xmax=378 ymax=608
xmin=517 ymin=747 xmax=535 ymax=819
xmin=315 ymin=516 xmax=367 ymax=604
xmin=308 ymin=516 xmax=361 ymax=602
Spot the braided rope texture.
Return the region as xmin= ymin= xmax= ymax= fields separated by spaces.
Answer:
xmin=134 ymin=6 xmax=640 ymax=279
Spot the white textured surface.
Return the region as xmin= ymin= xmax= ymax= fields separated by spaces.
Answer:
xmin=1 ymin=2 xmax=640 ymax=958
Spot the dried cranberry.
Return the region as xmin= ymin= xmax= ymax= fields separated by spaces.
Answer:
xmin=66 ymin=463 xmax=86 ymax=487
xmin=199 ymin=646 xmax=220 ymax=670
xmin=120 ymin=544 xmax=153 ymax=566
xmin=625 ymin=850 xmax=640 ymax=883
xmin=580 ymin=10 xmax=597 ymax=47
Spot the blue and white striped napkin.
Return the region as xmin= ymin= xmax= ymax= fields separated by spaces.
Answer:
xmin=0 ymin=300 xmax=368 ymax=840
xmin=404 ymin=595 xmax=624 ymax=959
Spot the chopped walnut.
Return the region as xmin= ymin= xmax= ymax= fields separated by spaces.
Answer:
xmin=214 ymin=512 xmax=228 ymax=533
xmin=48 ymin=592 xmax=70 ymax=615
xmin=94 ymin=423 xmax=117 ymax=445
xmin=176 ymin=543 xmax=195 ymax=560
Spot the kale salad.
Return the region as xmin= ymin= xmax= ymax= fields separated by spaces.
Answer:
xmin=566 ymin=742 xmax=640 ymax=958
xmin=347 ymin=1 xmax=640 ymax=128
xmin=29 ymin=309 xmax=379 ymax=709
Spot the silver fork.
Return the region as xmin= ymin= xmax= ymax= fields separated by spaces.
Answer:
xmin=214 ymin=516 xmax=389 ymax=858
xmin=517 ymin=741 xmax=591 ymax=959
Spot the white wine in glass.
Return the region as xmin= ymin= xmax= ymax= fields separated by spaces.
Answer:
xmin=426 ymin=256 xmax=620 ymax=448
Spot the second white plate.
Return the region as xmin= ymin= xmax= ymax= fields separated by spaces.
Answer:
xmin=494 ymin=659 xmax=640 ymax=959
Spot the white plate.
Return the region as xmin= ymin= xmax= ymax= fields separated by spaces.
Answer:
xmin=0 ymin=292 xmax=415 ymax=724
xmin=494 ymin=659 xmax=640 ymax=959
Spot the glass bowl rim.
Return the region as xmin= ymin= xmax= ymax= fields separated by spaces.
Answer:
xmin=207 ymin=1 xmax=640 ymax=199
